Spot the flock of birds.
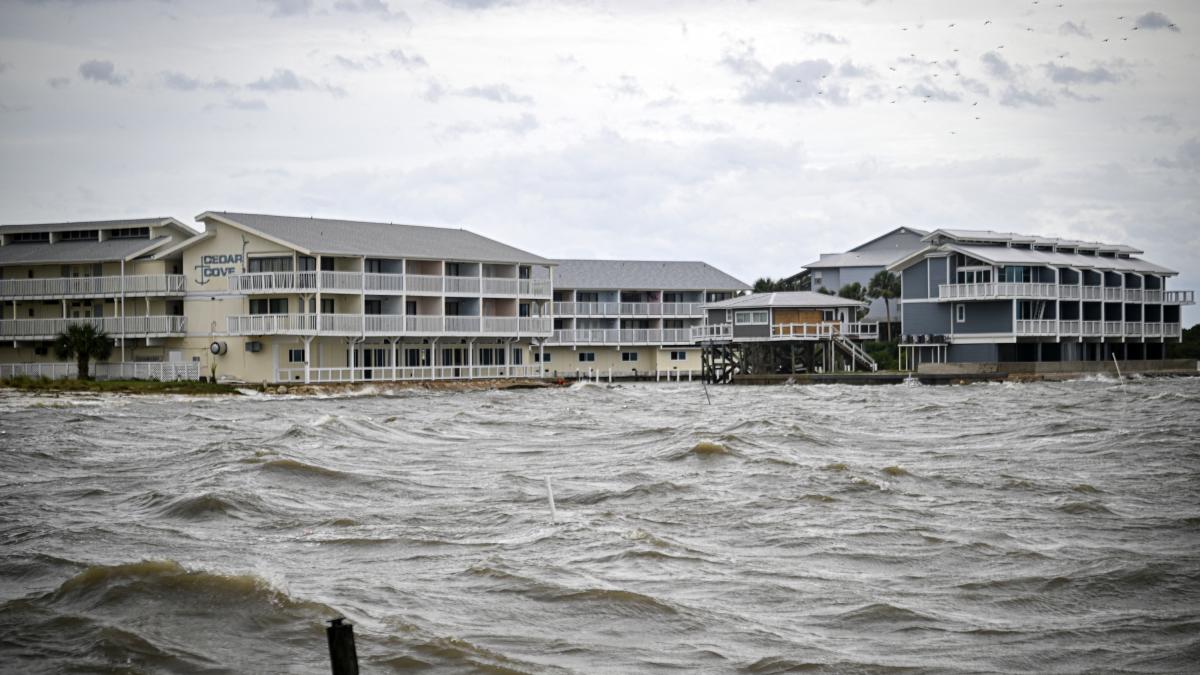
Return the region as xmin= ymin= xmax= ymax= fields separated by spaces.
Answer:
xmin=793 ymin=3 xmax=1181 ymax=134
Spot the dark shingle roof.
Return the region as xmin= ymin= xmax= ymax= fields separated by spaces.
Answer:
xmin=0 ymin=237 xmax=172 ymax=266
xmin=548 ymin=259 xmax=749 ymax=291
xmin=204 ymin=212 xmax=552 ymax=265
xmin=705 ymin=291 xmax=866 ymax=309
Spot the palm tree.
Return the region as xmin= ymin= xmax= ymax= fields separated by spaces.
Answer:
xmin=867 ymin=270 xmax=901 ymax=340
xmin=838 ymin=282 xmax=870 ymax=321
xmin=752 ymin=276 xmax=804 ymax=293
xmin=53 ymin=324 xmax=113 ymax=380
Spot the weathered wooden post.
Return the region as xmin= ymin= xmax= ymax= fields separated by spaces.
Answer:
xmin=326 ymin=617 xmax=359 ymax=675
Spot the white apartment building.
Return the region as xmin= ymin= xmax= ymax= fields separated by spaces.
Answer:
xmin=541 ymin=259 xmax=748 ymax=377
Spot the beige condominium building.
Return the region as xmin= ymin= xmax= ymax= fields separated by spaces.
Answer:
xmin=0 ymin=217 xmax=196 ymax=374
xmin=2 ymin=212 xmax=557 ymax=383
xmin=540 ymin=259 xmax=749 ymax=378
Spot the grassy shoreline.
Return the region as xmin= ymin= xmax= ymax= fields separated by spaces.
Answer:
xmin=0 ymin=376 xmax=241 ymax=395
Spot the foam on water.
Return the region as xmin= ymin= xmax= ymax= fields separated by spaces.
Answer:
xmin=1 ymin=379 xmax=1199 ymax=672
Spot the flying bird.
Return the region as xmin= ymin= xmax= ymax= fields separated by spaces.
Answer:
xmin=972 ymin=101 xmax=978 ymax=106
xmin=984 ymin=20 xmax=992 ymax=25
xmin=998 ymin=45 xmax=1005 ymax=49
xmin=889 ymin=66 xmax=897 ymax=71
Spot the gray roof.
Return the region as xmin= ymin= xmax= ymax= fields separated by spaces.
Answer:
xmin=0 ymin=217 xmax=196 ymax=238
xmin=948 ymin=243 xmax=1176 ymax=275
xmin=925 ymin=228 xmax=1143 ymax=254
xmin=0 ymin=237 xmax=172 ymax=266
xmin=203 ymin=211 xmax=552 ymax=265
xmin=705 ymin=291 xmax=866 ymax=309
xmin=803 ymin=249 xmax=915 ymax=269
xmin=547 ymin=259 xmax=749 ymax=291
xmin=803 ymin=227 xmax=929 ymax=269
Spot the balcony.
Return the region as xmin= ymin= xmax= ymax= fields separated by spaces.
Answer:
xmin=687 ymin=322 xmax=878 ymax=343
xmin=938 ymin=282 xmax=1058 ymax=300
xmin=226 ymin=314 xmax=552 ymax=337
xmin=226 ymin=272 xmax=551 ymax=298
xmin=0 ymin=315 xmax=186 ymax=340
xmin=0 ymin=274 xmax=186 ymax=300
xmin=1012 ymin=320 xmax=1180 ymax=339
xmin=546 ymin=328 xmax=696 ymax=345
xmin=1165 ymin=290 xmax=1195 ymax=305
xmin=552 ymin=302 xmax=705 ymax=317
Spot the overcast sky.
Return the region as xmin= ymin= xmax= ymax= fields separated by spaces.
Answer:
xmin=0 ymin=0 xmax=1196 ymax=320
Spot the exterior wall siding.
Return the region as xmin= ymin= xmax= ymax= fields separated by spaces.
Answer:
xmin=902 ymin=260 xmax=929 ymax=300
xmin=901 ymin=300 xmax=949 ymax=336
xmin=953 ymin=300 xmax=1012 ymax=334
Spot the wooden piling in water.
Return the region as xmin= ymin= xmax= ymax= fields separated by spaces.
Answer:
xmin=326 ymin=617 xmax=359 ymax=675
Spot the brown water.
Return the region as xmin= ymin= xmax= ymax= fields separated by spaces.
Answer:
xmin=1 ymin=378 xmax=1199 ymax=673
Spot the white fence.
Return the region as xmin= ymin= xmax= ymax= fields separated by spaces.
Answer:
xmin=0 ymin=274 xmax=186 ymax=299
xmin=0 ymin=361 xmax=201 ymax=382
xmin=276 ymin=364 xmax=544 ymax=383
xmin=553 ymin=302 xmax=704 ymax=317
xmin=0 ymin=316 xmax=186 ymax=339
xmin=227 ymin=314 xmax=552 ymax=337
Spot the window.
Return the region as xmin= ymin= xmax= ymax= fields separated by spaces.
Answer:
xmin=365 ymin=259 xmax=383 ymax=274
xmin=249 ymin=298 xmax=288 ymax=314
xmin=955 ymin=304 xmax=966 ymax=323
xmin=321 ymin=298 xmax=335 ymax=314
xmin=822 ymin=309 xmax=837 ymax=322
xmin=109 ymin=227 xmax=149 ymax=239
xmin=534 ymin=352 xmax=552 ymax=363
xmin=10 ymin=232 xmax=50 ymax=243
xmin=621 ymin=352 xmax=638 ymax=362
xmin=578 ymin=352 xmax=595 ymax=362
xmin=288 ymin=349 xmax=306 ymax=363
xmin=519 ymin=266 xmax=531 ymax=280
xmin=670 ymin=351 xmax=686 ymax=361
xmin=248 ymin=257 xmax=292 ymax=273
xmin=518 ymin=303 xmax=530 ymax=318
xmin=512 ymin=348 xmax=523 ymax=365
xmin=445 ymin=262 xmax=460 ymax=276
xmin=577 ymin=292 xmax=599 ymax=302
xmin=735 ymin=310 xmax=769 ymax=325
xmin=59 ymin=230 xmax=98 ymax=241
xmin=663 ymin=292 xmax=683 ymax=303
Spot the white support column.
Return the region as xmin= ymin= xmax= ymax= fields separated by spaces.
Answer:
xmin=538 ymin=340 xmax=545 ymax=378
xmin=467 ymin=338 xmax=475 ymax=379
xmin=302 ymin=335 xmax=313 ymax=384
xmin=119 ymin=258 xmax=126 ymax=362
xmin=392 ymin=338 xmax=398 ymax=381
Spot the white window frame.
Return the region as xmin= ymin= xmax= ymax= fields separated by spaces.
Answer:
xmin=955 ymin=303 xmax=966 ymax=323
xmin=621 ymin=351 xmax=638 ymax=362
xmin=288 ymin=348 xmax=306 ymax=363
xmin=735 ymin=310 xmax=769 ymax=325
xmin=578 ymin=352 xmax=595 ymax=363
xmin=670 ymin=351 xmax=686 ymax=361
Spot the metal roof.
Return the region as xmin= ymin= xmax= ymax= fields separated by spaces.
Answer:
xmin=0 ymin=217 xmax=196 ymax=238
xmin=0 ymin=237 xmax=173 ymax=266
xmin=924 ymin=229 xmax=1143 ymax=254
xmin=200 ymin=211 xmax=554 ymax=266
xmin=802 ymin=227 xmax=929 ymax=269
xmin=705 ymin=291 xmax=866 ymax=310
xmin=803 ymin=249 xmax=914 ymax=269
xmin=949 ymin=244 xmax=1176 ymax=275
xmin=548 ymin=259 xmax=749 ymax=291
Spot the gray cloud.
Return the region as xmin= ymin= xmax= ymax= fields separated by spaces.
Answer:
xmin=1058 ymin=21 xmax=1092 ymax=38
xmin=388 ymin=49 xmax=428 ymax=69
xmin=247 ymin=68 xmax=346 ymax=97
xmin=47 ymin=76 xmax=69 ymax=89
xmin=439 ymin=0 xmax=514 ymax=8
xmin=808 ymin=32 xmax=848 ymax=45
xmin=1135 ymin=12 xmax=1180 ymax=31
xmin=609 ymin=75 xmax=644 ymax=98
xmin=1155 ymin=138 xmax=1200 ymax=170
xmin=960 ymin=77 xmax=989 ymax=97
xmin=1000 ymin=86 xmax=1055 ymax=108
xmin=838 ymin=61 xmax=874 ymax=78
xmin=160 ymin=71 xmax=235 ymax=92
xmin=721 ymin=43 xmax=846 ymax=105
xmin=205 ymin=97 xmax=270 ymax=112
xmin=911 ymin=83 xmax=960 ymax=103
xmin=0 ymin=60 xmax=8 ymax=74
xmin=260 ymin=0 xmax=312 ymax=17
xmin=437 ymin=112 xmax=539 ymax=139
xmin=1043 ymin=62 xmax=1120 ymax=85
xmin=78 ymin=60 xmax=126 ymax=86
xmin=1059 ymin=88 xmax=1102 ymax=103
xmin=333 ymin=0 xmax=410 ymax=23
xmin=0 ymin=102 xmax=32 ymax=113
xmin=981 ymin=52 xmax=1014 ymax=80
xmin=458 ymin=84 xmax=533 ymax=104
xmin=1142 ymin=114 xmax=1180 ymax=133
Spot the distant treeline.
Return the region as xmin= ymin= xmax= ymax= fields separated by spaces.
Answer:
xmin=1168 ymin=323 xmax=1200 ymax=360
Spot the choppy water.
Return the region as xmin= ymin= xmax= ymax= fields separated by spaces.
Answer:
xmin=1 ymin=377 xmax=1199 ymax=674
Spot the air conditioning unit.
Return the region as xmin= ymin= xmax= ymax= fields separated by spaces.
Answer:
xmin=245 ymin=341 xmax=262 ymax=353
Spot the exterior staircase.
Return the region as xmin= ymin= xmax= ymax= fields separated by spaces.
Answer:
xmin=832 ymin=334 xmax=878 ymax=372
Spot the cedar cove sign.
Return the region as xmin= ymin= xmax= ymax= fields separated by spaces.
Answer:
xmin=193 ymin=253 xmax=242 ymax=285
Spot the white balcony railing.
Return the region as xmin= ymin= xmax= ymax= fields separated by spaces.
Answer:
xmin=553 ymin=301 xmax=704 ymax=317
xmin=0 ymin=274 xmax=186 ymax=299
xmin=1165 ymin=290 xmax=1195 ymax=305
xmin=0 ymin=361 xmax=200 ymax=382
xmin=1125 ymin=322 xmax=1143 ymax=336
xmin=444 ymin=277 xmax=482 ymax=295
xmin=483 ymin=278 xmax=519 ymax=295
xmin=1059 ymin=286 xmax=1081 ymax=300
xmin=1144 ymin=290 xmax=1163 ymax=303
xmin=1015 ymin=319 xmax=1056 ymax=335
xmin=1144 ymin=323 xmax=1163 ymax=337
xmin=226 ymin=314 xmax=552 ymax=337
xmin=1103 ymin=321 xmax=1123 ymax=336
xmin=938 ymin=282 xmax=1058 ymax=300
xmin=1103 ymin=287 xmax=1123 ymax=301
xmin=1081 ymin=286 xmax=1103 ymax=300
xmin=1081 ymin=320 xmax=1102 ymax=335
xmin=1060 ymin=320 xmax=1080 ymax=335
xmin=1125 ymin=289 xmax=1144 ymax=303
xmin=1164 ymin=323 xmax=1182 ymax=337
xmin=0 ymin=315 xmax=186 ymax=339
